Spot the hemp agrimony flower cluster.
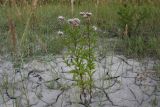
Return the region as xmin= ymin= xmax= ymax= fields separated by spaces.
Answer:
xmin=57 ymin=12 xmax=97 ymax=105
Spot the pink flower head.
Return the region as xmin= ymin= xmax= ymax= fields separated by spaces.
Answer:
xmin=68 ymin=18 xmax=80 ymax=27
xmin=58 ymin=16 xmax=65 ymax=21
xmin=80 ymin=12 xmax=85 ymax=16
xmin=86 ymin=12 xmax=92 ymax=17
xmin=80 ymin=12 xmax=92 ymax=18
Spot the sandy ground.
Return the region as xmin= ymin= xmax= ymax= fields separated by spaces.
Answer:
xmin=0 ymin=55 xmax=160 ymax=107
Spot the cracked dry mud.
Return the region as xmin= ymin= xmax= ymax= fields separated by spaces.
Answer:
xmin=0 ymin=55 xmax=160 ymax=107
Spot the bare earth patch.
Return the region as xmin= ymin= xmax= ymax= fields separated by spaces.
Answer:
xmin=0 ymin=55 xmax=159 ymax=107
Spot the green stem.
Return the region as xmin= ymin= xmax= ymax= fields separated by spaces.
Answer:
xmin=87 ymin=18 xmax=92 ymax=102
